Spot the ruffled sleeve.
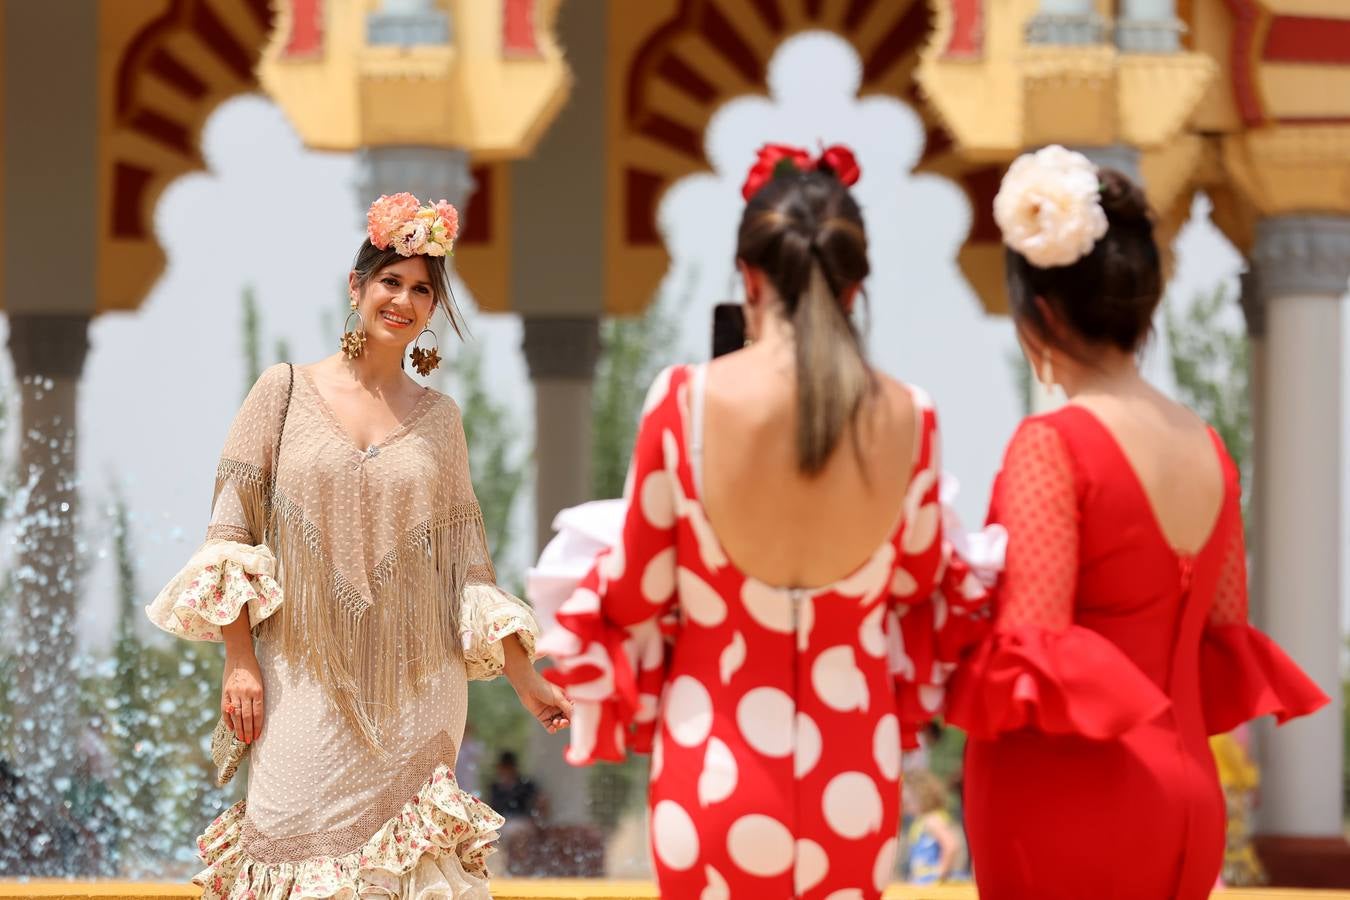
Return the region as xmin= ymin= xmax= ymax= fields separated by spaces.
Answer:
xmin=1198 ymin=497 xmax=1328 ymax=735
xmin=205 ymin=363 xmax=292 ymax=547
xmin=886 ymin=392 xmax=997 ymax=747
xmin=144 ymin=540 xmax=284 ymax=641
xmin=145 ymin=366 xmax=293 ymax=640
xmin=539 ymin=367 xmax=684 ymax=765
xmin=444 ymin=396 xmax=541 ymax=681
xmin=946 ymin=419 xmax=1171 ymax=740
xmin=460 ymin=583 xmax=540 ymax=681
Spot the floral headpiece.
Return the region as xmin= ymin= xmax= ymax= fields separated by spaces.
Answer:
xmin=366 ymin=192 xmax=460 ymax=258
xmin=741 ymin=142 xmax=862 ymax=200
xmin=993 ymin=145 xmax=1108 ymax=269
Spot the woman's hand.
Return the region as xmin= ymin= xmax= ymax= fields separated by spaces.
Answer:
xmin=221 ymin=651 xmax=265 ymax=744
xmin=513 ymin=670 xmax=574 ymax=734
xmin=503 ymin=634 xmax=573 ymax=734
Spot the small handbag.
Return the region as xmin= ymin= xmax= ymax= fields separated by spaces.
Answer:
xmin=210 ymin=363 xmax=293 ymax=787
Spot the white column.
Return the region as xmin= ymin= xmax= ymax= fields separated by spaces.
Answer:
xmin=365 ymin=0 xmax=452 ymax=46
xmin=1024 ymin=0 xmax=1107 ymax=45
xmin=1117 ymin=0 xmax=1184 ymax=52
xmin=1249 ymin=214 xmax=1350 ymax=837
xmin=1240 ymin=271 xmax=1268 ymax=632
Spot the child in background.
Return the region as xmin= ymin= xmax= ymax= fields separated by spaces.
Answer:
xmin=904 ymin=769 xmax=965 ymax=884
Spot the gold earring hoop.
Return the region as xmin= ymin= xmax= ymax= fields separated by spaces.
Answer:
xmin=340 ymin=297 xmax=367 ymax=360
xmin=409 ymin=323 xmax=441 ymax=375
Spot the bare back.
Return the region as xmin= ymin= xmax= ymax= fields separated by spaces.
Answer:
xmin=1070 ymin=385 xmax=1225 ymax=555
xmin=699 ymin=349 xmax=918 ymax=589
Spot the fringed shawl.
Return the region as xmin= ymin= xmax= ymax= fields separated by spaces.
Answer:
xmin=206 ymin=364 xmax=500 ymax=752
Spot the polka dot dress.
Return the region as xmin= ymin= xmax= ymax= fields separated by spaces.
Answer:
xmin=545 ymin=365 xmax=977 ymax=899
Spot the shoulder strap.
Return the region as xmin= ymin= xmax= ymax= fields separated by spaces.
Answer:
xmin=265 ymin=364 xmax=294 ymax=534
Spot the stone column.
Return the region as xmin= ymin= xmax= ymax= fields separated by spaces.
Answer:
xmin=0 ymin=315 xmax=92 ymax=874
xmin=1024 ymin=0 xmax=1107 ymax=45
xmin=520 ymin=315 xmax=600 ymax=833
xmin=1239 ymin=271 xmax=1267 ymax=631
xmin=1247 ymin=214 xmax=1349 ymax=839
xmin=1116 ymin=0 xmax=1184 ymax=52
xmin=521 ymin=317 xmax=602 ymax=557
xmin=507 ymin=0 xmax=609 ymax=834
xmin=1 ymin=0 xmax=100 ymax=875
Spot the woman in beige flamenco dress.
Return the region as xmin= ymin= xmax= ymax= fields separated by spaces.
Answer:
xmin=146 ymin=193 xmax=571 ymax=900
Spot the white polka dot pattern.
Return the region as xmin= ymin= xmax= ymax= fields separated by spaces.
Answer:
xmin=795 ymin=839 xmax=829 ymax=894
xmin=873 ymin=715 xmax=901 ymax=781
xmin=873 ymin=837 xmax=899 ymax=893
xmin=727 ymin=815 xmax=794 ymax=878
xmin=823 ymin=773 xmax=884 ymax=840
xmin=665 ymin=677 xmax=714 ymax=747
xmin=679 ymin=567 xmax=727 ymax=627
xmin=698 ymin=738 xmax=738 ymax=807
xmin=736 ymin=687 xmax=794 ymax=758
xmin=541 ymin=369 xmax=966 ymax=897
xmin=652 ymin=800 xmax=700 ymax=871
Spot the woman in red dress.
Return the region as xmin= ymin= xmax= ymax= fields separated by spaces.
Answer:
xmin=946 ymin=146 xmax=1328 ymax=899
xmin=540 ymin=146 xmax=987 ymax=898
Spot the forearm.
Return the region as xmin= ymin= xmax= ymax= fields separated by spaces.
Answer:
xmin=220 ymin=611 xmax=255 ymax=660
xmin=502 ymin=633 xmax=534 ymax=687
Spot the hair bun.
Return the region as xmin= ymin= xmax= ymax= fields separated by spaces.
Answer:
xmin=1097 ymin=168 xmax=1150 ymax=225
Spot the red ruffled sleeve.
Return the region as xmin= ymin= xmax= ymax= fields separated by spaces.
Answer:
xmin=948 ymin=624 xmax=1170 ymax=739
xmin=539 ymin=367 xmax=685 ymax=765
xmin=1200 ymin=624 xmax=1328 ymax=735
xmin=1198 ymin=502 xmax=1328 ymax=735
xmin=946 ymin=419 xmax=1170 ymax=740
xmin=884 ymin=389 xmax=995 ymax=748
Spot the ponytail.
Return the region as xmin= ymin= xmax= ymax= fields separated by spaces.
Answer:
xmin=793 ymin=265 xmax=871 ymax=473
xmin=737 ymin=170 xmax=874 ymax=475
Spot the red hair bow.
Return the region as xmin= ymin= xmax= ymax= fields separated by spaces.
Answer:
xmin=741 ymin=142 xmax=861 ymax=200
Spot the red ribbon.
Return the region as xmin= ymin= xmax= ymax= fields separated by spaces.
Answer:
xmin=741 ymin=142 xmax=862 ymax=200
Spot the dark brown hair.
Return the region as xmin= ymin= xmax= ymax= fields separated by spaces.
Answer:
xmin=351 ymin=239 xmax=466 ymax=340
xmin=1006 ymin=168 xmax=1160 ymax=359
xmin=737 ymin=170 xmax=873 ymax=475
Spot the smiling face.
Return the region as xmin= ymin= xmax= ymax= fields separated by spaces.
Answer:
xmin=350 ymin=256 xmax=437 ymax=349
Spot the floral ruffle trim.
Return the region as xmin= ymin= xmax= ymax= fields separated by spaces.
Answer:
xmin=144 ymin=540 xmax=284 ymax=641
xmin=460 ymin=582 xmax=540 ymax=681
xmin=194 ymin=763 xmax=502 ymax=900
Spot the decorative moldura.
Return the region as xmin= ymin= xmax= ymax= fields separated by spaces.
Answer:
xmin=1252 ymin=215 xmax=1350 ymax=300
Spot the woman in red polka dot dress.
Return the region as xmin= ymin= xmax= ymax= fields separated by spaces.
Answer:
xmin=945 ymin=147 xmax=1328 ymax=899
xmin=540 ymin=146 xmax=989 ymax=898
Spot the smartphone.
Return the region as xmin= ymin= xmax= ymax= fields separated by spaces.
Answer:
xmin=711 ymin=303 xmax=746 ymax=359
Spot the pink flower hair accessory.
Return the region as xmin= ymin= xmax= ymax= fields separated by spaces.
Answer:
xmin=365 ymin=192 xmax=461 ymax=258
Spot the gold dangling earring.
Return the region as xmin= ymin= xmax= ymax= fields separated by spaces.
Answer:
xmin=409 ymin=320 xmax=441 ymax=376
xmin=340 ymin=295 xmax=367 ymax=360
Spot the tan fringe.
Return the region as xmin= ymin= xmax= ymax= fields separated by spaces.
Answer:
xmin=215 ymin=462 xmax=481 ymax=756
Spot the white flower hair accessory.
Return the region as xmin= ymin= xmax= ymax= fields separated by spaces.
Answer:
xmin=993 ymin=145 xmax=1109 ymax=269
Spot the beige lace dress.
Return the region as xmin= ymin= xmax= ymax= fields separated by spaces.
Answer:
xmin=146 ymin=363 xmax=538 ymax=900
